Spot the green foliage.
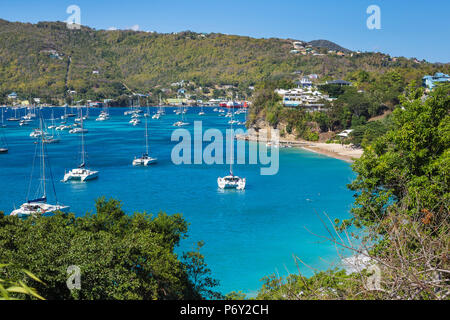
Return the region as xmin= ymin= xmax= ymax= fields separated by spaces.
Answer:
xmin=0 ymin=265 xmax=45 ymax=300
xmin=225 ymin=291 xmax=248 ymax=300
xmin=1 ymin=19 xmax=448 ymax=103
xmin=256 ymin=269 xmax=373 ymax=300
xmin=349 ymin=85 xmax=450 ymax=228
xmin=0 ymin=198 xmax=220 ymax=300
xmin=349 ymin=116 xmax=394 ymax=147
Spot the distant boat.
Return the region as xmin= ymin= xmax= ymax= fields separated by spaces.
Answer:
xmin=173 ymin=106 xmax=189 ymax=126
xmin=11 ymin=115 xmax=69 ymax=217
xmin=1 ymin=108 xmax=6 ymax=127
xmin=69 ymin=127 xmax=88 ymax=134
xmin=7 ymin=108 xmax=20 ymax=121
xmin=30 ymin=128 xmax=45 ymax=138
xmin=63 ymin=110 xmax=98 ymax=182
xmin=198 ymin=105 xmax=205 ymax=115
xmin=130 ymin=118 xmax=141 ymax=126
xmin=133 ymin=115 xmax=157 ymax=166
xmin=0 ymin=125 xmax=8 ymax=153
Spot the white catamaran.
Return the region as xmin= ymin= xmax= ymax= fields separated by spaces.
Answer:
xmin=133 ymin=114 xmax=157 ymax=166
xmin=11 ymin=116 xmax=69 ymax=217
xmin=63 ymin=110 xmax=99 ymax=182
xmin=217 ymin=112 xmax=246 ymax=190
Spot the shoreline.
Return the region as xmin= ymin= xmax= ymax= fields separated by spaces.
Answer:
xmin=236 ymin=134 xmax=363 ymax=163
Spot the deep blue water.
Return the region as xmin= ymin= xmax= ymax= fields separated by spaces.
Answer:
xmin=0 ymin=106 xmax=355 ymax=296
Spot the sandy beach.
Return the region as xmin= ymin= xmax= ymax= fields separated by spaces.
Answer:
xmin=236 ymin=134 xmax=363 ymax=162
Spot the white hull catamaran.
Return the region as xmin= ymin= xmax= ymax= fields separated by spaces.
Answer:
xmin=217 ymin=111 xmax=246 ymax=190
xmin=63 ymin=110 xmax=99 ymax=182
xmin=11 ymin=115 xmax=69 ymax=217
xmin=133 ymin=115 xmax=157 ymax=166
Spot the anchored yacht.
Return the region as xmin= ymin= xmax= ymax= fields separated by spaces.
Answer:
xmin=63 ymin=110 xmax=98 ymax=182
xmin=133 ymin=114 xmax=157 ymax=166
xmin=218 ymin=108 xmax=246 ymax=190
xmin=11 ymin=115 xmax=69 ymax=217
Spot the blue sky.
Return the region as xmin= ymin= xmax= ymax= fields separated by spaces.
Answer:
xmin=1 ymin=0 xmax=449 ymax=62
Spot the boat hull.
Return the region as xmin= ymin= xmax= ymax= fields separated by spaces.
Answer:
xmin=217 ymin=176 xmax=246 ymax=190
xmin=63 ymin=169 xmax=99 ymax=182
xmin=10 ymin=203 xmax=70 ymax=217
xmin=133 ymin=157 xmax=157 ymax=166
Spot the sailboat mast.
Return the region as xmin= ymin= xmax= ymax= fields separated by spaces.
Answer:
xmin=80 ymin=109 xmax=85 ymax=165
xmin=230 ymin=108 xmax=234 ymax=175
xmin=40 ymin=116 xmax=46 ymax=199
xmin=145 ymin=115 xmax=149 ymax=155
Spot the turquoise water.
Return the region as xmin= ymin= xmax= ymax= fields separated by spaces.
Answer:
xmin=0 ymin=107 xmax=355 ymax=296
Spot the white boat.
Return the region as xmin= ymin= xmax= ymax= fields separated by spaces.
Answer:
xmin=96 ymin=110 xmax=110 ymax=121
xmin=63 ymin=166 xmax=98 ymax=182
xmin=69 ymin=127 xmax=88 ymax=134
xmin=173 ymin=107 xmax=189 ymax=126
xmin=11 ymin=201 xmax=69 ymax=217
xmin=63 ymin=110 xmax=98 ymax=182
xmin=133 ymin=116 xmax=157 ymax=166
xmin=217 ymin=175 xmax=246 ymax=190
xmin=157 ymin=95 xmax=166 ymax=116
xmin=152 ymin=113 xmax=160 ymax=119
xmin=130 ymin=118 xmax=141 ymax=126
xmin=56 ymin=125 xmax=71 ymax=131
xmin=173 ymin=121 xmax=189 ymax=127
xmin=198 ymin=105 xmax=205 ymax=115
xmin=7 ymin=108 xmax=20 ymax=121
xmin=30 ymin=128 xmax=45 ymax=138
xmin=11 ymin=115 xmax=69 ymax=217
xmin=42 ymin=136 xmax=61 ymax=144
xmin=218 ymin=110 xmax=246 ymax=190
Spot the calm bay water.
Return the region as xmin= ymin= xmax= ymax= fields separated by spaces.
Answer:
xmin=0 ymin=106 xmax=355 ymax=296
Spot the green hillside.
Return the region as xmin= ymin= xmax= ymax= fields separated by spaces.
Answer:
xmin=0 ymin=19 xmax=448 ymax=103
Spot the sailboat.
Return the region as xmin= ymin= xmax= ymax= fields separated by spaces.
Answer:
xmin=11 ymin=115 xmax=69 ymax=217
xmin=133 ymin=115 xmax=157 ymax=166
xmin=43 ymin=115 xmax=61 ymax=144
xmin=63 ymin=110 xmax=99 ymax=182
xmin=173 ymin=106 xmax=189 ymax=126
xmin=0 ymin=126 xmax=8 ymax=153
xmin=1 ymin=107 xmax=6 ymax=127
xmin=198 ymin=105 xmax=205 ymax=116
xmin=7 ymin=108 xmax=20 ymax=122
xmin=217 ymin=112 xmax=246 ymax=190
xmin=158 ymin=95 xmax=165 ymax=115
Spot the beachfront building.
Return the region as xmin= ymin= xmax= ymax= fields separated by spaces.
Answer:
xmin=422 ymin=73 xmax=450 ymax=91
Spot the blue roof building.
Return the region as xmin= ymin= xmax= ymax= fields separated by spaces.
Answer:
xmin=422 ymin=73 xmax=450 ymax=90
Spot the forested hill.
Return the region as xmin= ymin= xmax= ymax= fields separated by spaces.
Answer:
xmin=0 ymin=19 xmax=447 ymax=102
